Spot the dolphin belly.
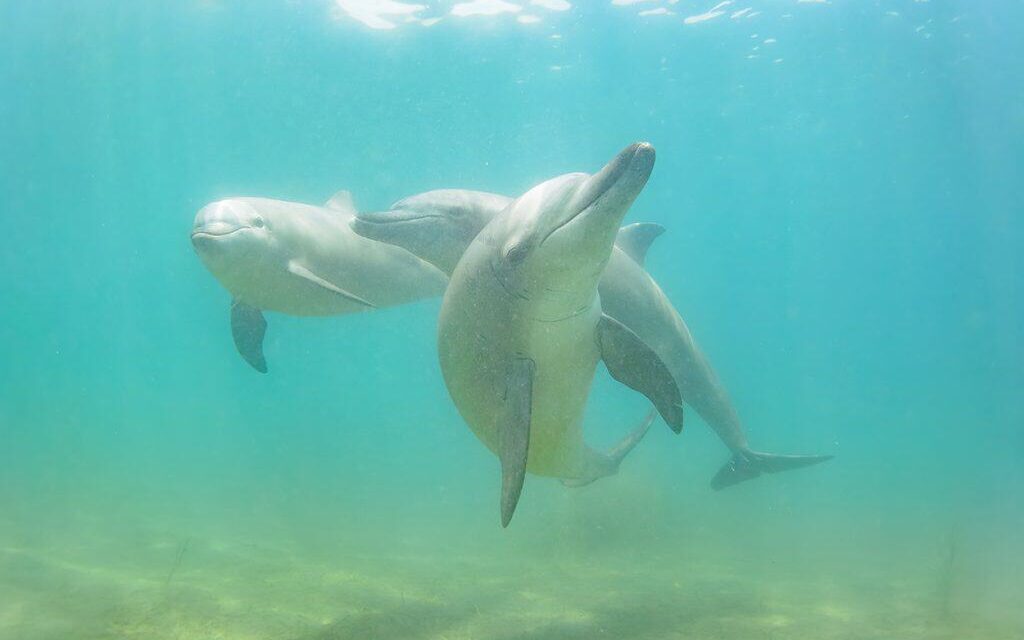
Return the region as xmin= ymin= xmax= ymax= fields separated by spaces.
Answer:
xmin=438 ymin=267 xmax=600 ymax=479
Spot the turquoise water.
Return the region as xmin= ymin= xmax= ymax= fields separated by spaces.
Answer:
xmin=2 ymin=1 xmax=1022 ymax=638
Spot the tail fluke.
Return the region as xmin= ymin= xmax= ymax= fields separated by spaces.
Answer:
xmin=711 ymin=448 xmax=833 ymax=490
xmin=562 ymin=409 xmax=656 ymax=488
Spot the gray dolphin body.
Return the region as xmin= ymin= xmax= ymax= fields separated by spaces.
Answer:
xmin=436 ymin=143 xmax=684 ymax=526
xmin=191 ymin=192 xmax=448 ymax=372
xmin=353 ymin=187 xmax=831 ymax=491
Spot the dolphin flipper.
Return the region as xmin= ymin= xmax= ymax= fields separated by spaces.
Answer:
xmin=711 ymin=449 xmax=834 ymax=490
xmin=286 ymin=260 xmax=377 ymax=308
xmin=562 ymin=408 xmax=656 ymax=488
xmin=597 ymin=314 xmax=684 ymax=433
xmin=497 ymin=357 xmax=535 ymax=528
xmin=230 ymin=300 xmax=268 ymax=374
xmin=616 ymin=223 xmax=666 ymax=267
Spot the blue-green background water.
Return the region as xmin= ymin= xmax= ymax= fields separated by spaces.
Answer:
xmin=1 ymin=1 xmax=1022 ymax=638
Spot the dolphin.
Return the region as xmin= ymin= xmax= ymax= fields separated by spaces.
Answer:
xmin=354 ymin=189 xmax=512 ymax=276
xmin=191 ymin=192 xmax=448 ymax=372
xmin=437 ymin=142 xmax=685 ymax=526
xmin=353 ymin=194 xmax=832 ymax=491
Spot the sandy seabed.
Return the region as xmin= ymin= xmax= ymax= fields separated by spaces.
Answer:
xmin=1 ymin=519 xmax=1019 ymax=640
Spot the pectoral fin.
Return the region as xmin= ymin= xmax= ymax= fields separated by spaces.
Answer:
xmin=230 ymin=300 xmax=268 ymax=373
xmin=497 ymin=357 xmax=535 ymax=528
xmin=287 ymin=260 xmax=376 ymax=308
xmin=598 ymin=314 xmax=684 ymax=433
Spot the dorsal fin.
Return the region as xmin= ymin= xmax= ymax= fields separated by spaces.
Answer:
xmin=325 ymin=190 xmax=357 ymax=215
xmin=616 ymin=223 xmax=666 ymax=267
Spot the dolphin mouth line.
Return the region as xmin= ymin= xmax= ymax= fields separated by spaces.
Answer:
xmin=538 ymin=146 xmax=640 ymax=247
xmin=537 ymin=190 xmax=603 ymax=249
xmin=191 ymin=227 xmax=249 ymax=240
xmin=356 ymin=213 xmax=440 ymax=225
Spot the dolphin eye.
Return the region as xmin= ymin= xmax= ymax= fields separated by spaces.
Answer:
xmin=505 ymin=243 xmax=529 ymax=265
xmin=253 ymin=218 xmax=265 ymax=228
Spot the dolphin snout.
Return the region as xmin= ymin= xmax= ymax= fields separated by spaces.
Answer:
xmin=191 ymin=200 xmax=256 ymax=252
xmin=587 ymin=142 xmax=655 ymax=201
xmin=628 ymin=141 xmax=656 ymax=175
xmin=350 ymin=210 xmax=442 ymax=251
xmin=561 ymin=142 xmax=656 ymax=224
xmin=192 ymin=220 xmax=246 ymax=238
xmin=190 ymin=221 xmax=249 ymax=253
